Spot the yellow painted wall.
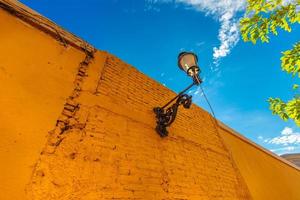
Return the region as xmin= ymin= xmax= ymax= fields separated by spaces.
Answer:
xmin=0 ymin=7 xmax=86 ymax=200
xmin=26 ymin=51 xmax=251 ymax=200
xmin=0 ymin=4 xmax=251 ymax=199
xmin=1 ymin=1 xmax=300 ymax=199
xmin=219 ymin=125 xmax=300 ymax=200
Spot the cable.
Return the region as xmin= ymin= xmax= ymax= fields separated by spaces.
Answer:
xmin=200 ymin=84 xmax=217 ymax=119
xmin=199 ymin=83 xmax=252 ymax=191
xmin=199 ymin=84 xmax=225 ymax=143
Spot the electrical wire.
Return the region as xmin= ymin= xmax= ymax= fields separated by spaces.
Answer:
xmin=199 ymin=84 xmax=247 ymax=185
xmin=199 ymin=84 xmax=227 ymax=142
xmin=199 ymin=84 xmax=217 ymax=119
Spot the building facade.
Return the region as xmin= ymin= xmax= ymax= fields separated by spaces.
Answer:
xmin=0 ymin=0 xmax=300 ymax=199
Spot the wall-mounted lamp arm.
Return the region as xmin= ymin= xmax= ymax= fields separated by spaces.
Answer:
xmin=153 ymin=80 xmax=200 ymax=137
xmin=153 ymin=51 xmax=202 ymax=137
xmin=161 ymin=81 xmax=195 ymax=109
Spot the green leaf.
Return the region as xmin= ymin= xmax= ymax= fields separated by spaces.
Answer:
xmin=240 ymin=0 xmax=299 ymax=43
xmin=242 ymin=0 xmax=300 ymax=127
xmin=281 ymin=42 xmax=300 ymax=76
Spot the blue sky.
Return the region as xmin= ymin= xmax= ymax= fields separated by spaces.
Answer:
xmin=20 ymin=0 xmax=300 ymax=155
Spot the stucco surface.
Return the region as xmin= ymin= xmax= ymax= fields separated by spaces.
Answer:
xmin=26 ymin=52 xmax=251 ymax=200
xmin=1 ymin=0 xmax=300 ymax=199
xmin=0 ymin=8 xmax=85 ymax=200
xmin=219 ymin=126 xmax=300 ymax=200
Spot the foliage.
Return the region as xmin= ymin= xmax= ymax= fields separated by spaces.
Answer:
xmin=281 ymin=42 xmax=300 ymax=76
xmin=240 ymin=0 xmax=300 ymax=126
xmin=241 ymin=0 xmax=300 ymax=43
xmin=268 ymin=97 xmax=300 ymax=125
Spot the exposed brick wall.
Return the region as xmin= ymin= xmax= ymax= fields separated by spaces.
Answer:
xmin=3 ymin=1 xmax=300 ymax=199
xmin=27 ymin=51 xmax=251 ymax=199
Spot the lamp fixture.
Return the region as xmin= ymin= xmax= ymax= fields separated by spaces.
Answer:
xmin=153 ymin=52 xmax=202 ymax=137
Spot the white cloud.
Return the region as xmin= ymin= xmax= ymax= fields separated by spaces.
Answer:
xmin=145 ymin=0 xmax=174 ymax=11
xmin=193 ymin=87 xmax=201 ymax=95
xmin=148 ymin=0 xmax=246 ymax=66
xmin=265 ymin=127 xmax=300 ymax=146
xmin=212 ymin=17 xmax=240 ymax=65
xmin=175 ymin=0 xmax=246 ymax=66
xmin=267 ymin=127 xmax=300 ymax=155
xmin=196 ymin=41 xmax=205 ymax=47
xmin=258 ymin=135 xmax=263 ymax=140
xmin=147 ymin=0 xmax=300 ymax=66
xmin=281 ymin=127 xmax=293 ymax=135
xmin=270 ymin=146 xmax=296 ymax=153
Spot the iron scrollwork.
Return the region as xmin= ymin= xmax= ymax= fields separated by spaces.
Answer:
xmin=153 ymin=94 xmax=192 ymax=137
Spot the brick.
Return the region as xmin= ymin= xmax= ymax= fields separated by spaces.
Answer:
xmin=28 ymin=51 xmax=251 ymax=200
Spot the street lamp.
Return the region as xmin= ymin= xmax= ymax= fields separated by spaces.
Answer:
xmin=153 ymin=52 xmax=202 ymax=137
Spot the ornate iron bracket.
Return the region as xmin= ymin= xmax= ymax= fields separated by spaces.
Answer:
xmin=153 ymin=82 xmax=196 ymax=137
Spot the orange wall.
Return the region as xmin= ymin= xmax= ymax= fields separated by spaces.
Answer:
xmin=219 ymin=125 xmax=300 ymax=200
xmin=26 ymin=52 xmax=251 ymax=199
xmin=0 ymin=5 xmax=251 ymax=199
xmin=2 ymin=1 xmax=300 ymax=200
xmin=0 ymin=7 xmax=86 ymax=200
